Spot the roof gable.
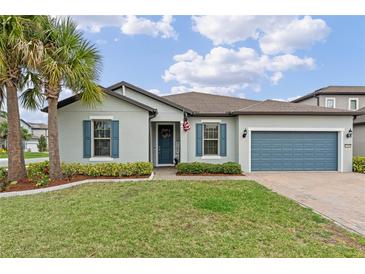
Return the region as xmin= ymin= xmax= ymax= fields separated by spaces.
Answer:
xmin=41 ymin=88 xmax=157 ymax=114
xmin=108 ymin=81 xmax=192 ymax=113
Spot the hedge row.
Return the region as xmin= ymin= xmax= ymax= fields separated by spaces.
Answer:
xmin=353 ymin=156 xmax=365 ymax=173
xmin=2 ymin=161 xmax=153 ymax=187
xmin=176 ymin=162 xmax=242 ymax=174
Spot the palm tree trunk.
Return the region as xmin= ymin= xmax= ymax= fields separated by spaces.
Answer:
xmin=47 ymin=95 xmax=63 ymax=180
xmin=6 ymin=83 xmax=27 ymax=181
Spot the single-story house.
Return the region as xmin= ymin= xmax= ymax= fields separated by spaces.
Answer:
xmin=43 ymin=81 xmax=359 ymax=172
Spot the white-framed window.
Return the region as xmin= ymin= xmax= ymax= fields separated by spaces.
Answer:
xmin=325 ymin=97 xmax=336 ymax=108
xmin=203 ymin=123 xmax=219 ymax=155
xmin=93 ymin=120 xmax=112 ymax=157
xmin=349 ymin=98 xmax=359 ymax=111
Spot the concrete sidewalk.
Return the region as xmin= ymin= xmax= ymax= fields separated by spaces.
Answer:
xmin=0 ymin=157 xmax=49 ymax=167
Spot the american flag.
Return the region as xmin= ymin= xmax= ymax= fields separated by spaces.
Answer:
xmin=183 ymin=119 xmax=191 ymax=132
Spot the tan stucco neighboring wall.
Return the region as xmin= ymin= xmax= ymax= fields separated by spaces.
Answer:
xmin=354 ymin=124 xmax=365 ymax=156
xmin=58 ymin=94 xmax=150 ymax=163
xmin=318 ymin=95 xmax=365 ymax=110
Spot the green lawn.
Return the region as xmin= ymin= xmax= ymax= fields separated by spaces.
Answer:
xmin=0 ymin=180 xmax=364 ymax=257
xmin=0 ymin=151 xmax=48 ymax=159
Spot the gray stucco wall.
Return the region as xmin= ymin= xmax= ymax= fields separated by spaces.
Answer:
xmin=58 ymin=94 xmax=149 ymax=163
xmin=237 ymin=115 xmax=354 ymax=172
xmin=185 ymin=116 xmax=238 ymax=164
xmin=354 ymin=124 xmax=365 ymax=156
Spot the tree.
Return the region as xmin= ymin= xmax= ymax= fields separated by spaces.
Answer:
xmin=0 ymin=16 xmax=43 ymax=181
xmin=37 ymin=135 xmax=47 ymax=152
xmin=22 ymin=17 xmax=103 ymax=179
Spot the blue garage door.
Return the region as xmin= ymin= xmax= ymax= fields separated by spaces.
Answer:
xmin=251 ymin=132 xmax=338 ymax=171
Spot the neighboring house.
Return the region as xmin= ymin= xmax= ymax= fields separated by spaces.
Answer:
xmin=44 ymin=81 xmax=357 ymax=173
xmin=21 ymin=120 xmax=48 ymax=152
xmin=292 ymin=86 xmax=365 ymax=156
xmin=354 ymin=108 xmax=365 ymax=156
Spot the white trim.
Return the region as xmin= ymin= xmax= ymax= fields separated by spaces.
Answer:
xmin=89 ymin=157 xmax=114 ymax=162
xmin=348 ymin=97 xmax=359 ymax=111
xmin=89 ymin=115 xmax=114 ymax=120
xmin=202 ymin=155 xmax=222 ymax=160
xmin=201 ymin=119 xmax=222 ymax=123
xmin=247 ymin=127 xmax=345 ymax=172
xmin=202 ymin=122 xmax=220 ymax=157
xmin=325 ymin=97 xmax=336 ymax=108
xmin=155 ymin=122 xmax=176 ymax=166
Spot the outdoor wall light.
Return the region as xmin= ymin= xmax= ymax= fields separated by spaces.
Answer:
xmin=242 ymin=129 xmax=248 ymax=138
xmin=346 ymin=129 xmax=353 ymax=138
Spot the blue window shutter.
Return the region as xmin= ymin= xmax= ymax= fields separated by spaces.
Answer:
xmin=83 ymin=120 xmax=91 ymax=158
xmin=196 ymin=123 xmax=203 ymax=157
xmin=111 ymin=120 xmax=119 ymax=158
xmin=220 ymin=123 xmax=227 ymax=156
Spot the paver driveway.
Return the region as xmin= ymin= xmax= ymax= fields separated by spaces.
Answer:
xmin=246 ymin=172 xmax=365 ymax=236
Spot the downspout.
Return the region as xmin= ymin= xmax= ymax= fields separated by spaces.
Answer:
xmin=148 ymin=110 xmax=158 ymax=163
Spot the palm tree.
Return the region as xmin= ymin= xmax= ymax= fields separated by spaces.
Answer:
xmin=0 ymin=16 xmax=43 ymax=181
xmin=22 ymin=17 xmax=103 ymax=179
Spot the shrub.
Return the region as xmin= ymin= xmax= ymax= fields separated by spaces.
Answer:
xmin=37 ymin=135 xmax=47 ymax=152
xmin=176 ymin=162 xmax=242 ymax=174
xmin=353 ymin=156 xmax=365 ymax=173
xmin=27 ymin=161 xmax=50 ymax=185
xmin=61 ymin=162 xmax=153 ymax=178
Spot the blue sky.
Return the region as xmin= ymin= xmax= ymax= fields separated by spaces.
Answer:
xmin=23 ymin=15 xmax=365 ymax=122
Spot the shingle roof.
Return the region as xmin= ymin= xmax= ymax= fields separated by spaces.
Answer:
xmin=164 ymin=92 xmax=260 ymax=115
xmin=164 ymin=92 xmax=355 ymax=116
xmin=292 ymin=86 xmax=365 ymax=103
xmin=233 ymin=100 xmax=355 ymax=115
xmin=28 ymin=122 xmax=48 ymax=129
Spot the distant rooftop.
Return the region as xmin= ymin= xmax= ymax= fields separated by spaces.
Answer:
xmin=292 ymin=86 xmax=365 ymax=103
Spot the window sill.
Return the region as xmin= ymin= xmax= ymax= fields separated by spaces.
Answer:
xmin=201 ymin=155 xmax=223 ymax=160
xmin=89 ymin=157 xmax=114 ymax=162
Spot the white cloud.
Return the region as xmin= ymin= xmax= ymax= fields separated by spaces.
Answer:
xmin=260 ymin=16 xmax=330 ymax=54
xmin=163 ymin=47 xmax=315 ymax=95
xmin=192 ymin=16 xmax=330 ymax=55
xmin=72 ymin=16 xmax=125 ymax=33
xmin=192 ymin=16 xmax=294 ymax=45
xmin=270 ymin=72 xmax=283 ymax=85
xmin=72 ymin=15 xmax=177 ymax=39
xmin=121 ymin=16 xmax=177 ymax=39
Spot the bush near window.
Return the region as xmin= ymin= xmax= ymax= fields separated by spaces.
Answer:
xmin=176 ymin=162 xmax=242 ymax=174
xmin=25 ymin=161 xmax=153 ymax=185
xmin=61 ymin=162 xmax=153 ymax=178
xmin=353 ymin=156 xmax=365 ymax=173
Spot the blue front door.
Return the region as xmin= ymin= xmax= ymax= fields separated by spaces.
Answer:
xmin=158 ymin=124 xmax=174 ymax=165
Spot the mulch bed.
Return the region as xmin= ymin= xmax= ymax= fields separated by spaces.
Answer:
xmin=1 ymin=175 xmax=150 ymax=193
xmin=176 ymin=173 xmax=245 ymax=176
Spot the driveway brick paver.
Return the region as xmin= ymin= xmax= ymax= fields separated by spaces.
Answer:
xmin=246 ymin=172 xmax=365 ymax=236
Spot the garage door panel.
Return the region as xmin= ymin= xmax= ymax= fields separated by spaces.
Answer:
xmin=251 ymin=131 xmax=338 ymax=171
